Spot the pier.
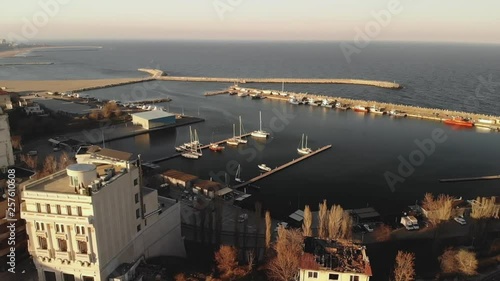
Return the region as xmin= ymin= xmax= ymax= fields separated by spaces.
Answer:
xmin=157 ymin=76 xmax=401 ymax=89
xmin=150 ymin=133 xmax=252 ymax=163
xmin=440 ymin=175 xmax=500 ymax=183
xmin=233 ymin=145 xmax=332 ymax=189
xmin=204 ymin=90 xmax=230 ymax=96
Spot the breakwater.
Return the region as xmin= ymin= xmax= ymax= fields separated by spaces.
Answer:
xmin=156 ymin=75 xmax=401 ymax=89
xmin=75 ymin=77 xmax=155 ymax=92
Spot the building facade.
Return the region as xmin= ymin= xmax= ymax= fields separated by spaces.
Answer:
xmin=0 ymin=108 xmax=15 ymax=169
xmin=21 ymin=146 xmax=185 ymax=281
xmin=131 ymin=111 xmax=176 ymax=130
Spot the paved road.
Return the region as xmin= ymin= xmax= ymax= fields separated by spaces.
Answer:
xmin=482 ymin=270 xmax=500 ymax=281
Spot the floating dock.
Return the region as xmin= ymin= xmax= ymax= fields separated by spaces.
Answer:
xmin=233 ymin=145 xmax=332 ymax=189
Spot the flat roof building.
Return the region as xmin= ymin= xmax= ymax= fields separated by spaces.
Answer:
xmin=162 ymin=169 xmax=198 ymax=189
xmin=131 ymin=111 xmax=176 ymax=130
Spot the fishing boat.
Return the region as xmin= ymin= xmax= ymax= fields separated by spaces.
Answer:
xmin=237 ymin=91 xmax=249 ymax=97
xmin=389 ymin=110 xmax=407 ymax=117
xmin=321 ymin=99 xmax=333 ymax=108
xmin=235 ymin=165 xmax=244 ymax=183
xmin=368 ymin=106 xmax=381 ymax=114
xmin=251 ymin=111 xmax=270 ymax=138
xmin=444 ymin=117 xmax=474 ymax=127
xmin=258 ymin=164 xmax=272 ymax=172
xmin=237 ymin=116 xmax=247 ymax=144
xmin=227 ymin=124 xmax=240 ymax=146
xmin=297 ymin=134 xmax=313 ymax=155
xmin=209 ymin=132 xmax=225 ymax=152
xmin=353 ymin=105 xmax=368 ymax=112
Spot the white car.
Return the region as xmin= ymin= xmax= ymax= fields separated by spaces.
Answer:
xmin=28 ymin=150 xmax=38 ymax=156
xmin=363 ymin=224 xmax=374 ymax=232
xmin=454 ymin=216 xmax=466 ymax=225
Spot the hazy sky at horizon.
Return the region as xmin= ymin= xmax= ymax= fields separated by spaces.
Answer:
xmin=2 ymin=0 xmax=500 ymax=43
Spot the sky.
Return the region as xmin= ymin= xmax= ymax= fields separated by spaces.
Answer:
xmin=2 ymin=0 xmax=500 ymax=43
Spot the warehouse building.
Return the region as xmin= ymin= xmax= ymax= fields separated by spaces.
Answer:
xmin=131 ymin=111 xmax=176 ymax=130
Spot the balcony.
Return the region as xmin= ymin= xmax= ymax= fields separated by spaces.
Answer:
xmin=36 ymin=248 xmax=52 ymax=259
xmin=54 ymin=250 xmax=71 ymax=261
xmin=75 ymin=253 xmax=92 ymax=263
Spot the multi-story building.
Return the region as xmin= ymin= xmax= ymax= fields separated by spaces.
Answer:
xmin=0 ymin=108 xmax=14 ymax=169
xmin=21 ymin=146 xmax=185 ymax=281
xmin=299 ymin=238 xmax=372 ymax=281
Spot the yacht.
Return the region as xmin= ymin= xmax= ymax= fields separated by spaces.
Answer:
xmin=237 ymin=116 xmax=247 ymax=144
xmin=251 ymin=111 xmax=270 ymax=138
xmin=297 ymin=134 xmax=313 ymax=155
xmin=235 ymin=165 xmax=244 ymax=183
xmin=227 ymin=124 xmax=240 ymax=146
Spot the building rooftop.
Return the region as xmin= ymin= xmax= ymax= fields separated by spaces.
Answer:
xmin=162 ymin=169 xmax=198 ymax=182
xmin=86 ymin=146 xmax=133 ymax=161
xmin=131 ymin=110 xmax=175 ymax=120
xmin=301 ymin=237 xmax=372 ymax=276
xmin=194 ymin=180 xmax=222 ymax=191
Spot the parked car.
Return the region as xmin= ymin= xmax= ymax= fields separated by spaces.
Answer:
xmin=274 ymin=222 xmax=289 ymax=232
xmin=28 ymin=150 xmax=38 ymax=156
xmin=454 ymin=216 xmax=466 ymax=225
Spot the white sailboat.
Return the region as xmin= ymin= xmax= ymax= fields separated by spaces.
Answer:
xmin=235 ymin=165 xmax=243 ymax=183
xmin=258 ymin=164 xmax=272 ymax=172
xmin=237 ymin=116 xmax=247 ymax=144
xmin=181 ymin=127 xmax=201 ymax=159
xmin=297 ymin=134 xmax=313 ymax=155
xmin=251 ymin=111 xmax=270 ymax=138
xmin=227 ymin=124 xmax=240 ymax=146
xmin=192 ymin=130 xmax=203 ymax=157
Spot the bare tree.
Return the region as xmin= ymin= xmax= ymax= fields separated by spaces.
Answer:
xmin=422 ymin=193 xmax=454 ymax=225
xmin=215 ymin=245 xmax=248 ymax=280
xmin=246 ymin=249 xmax=255 ymax=271
xmin=328 ymin=205 xmax=343 ymax=240
xmin=340 ymin=211 xmax=353 ymax=240
xmin=471 ymin=196 xmax=500 ymax=219
xmin=265 ymin=211 xmax=272 ymax=249
xmin=302 ymin=205 xmax=312 ymax=237
xmin=318 ymin=200 xmax=328 ymax=239
xmin=393 ymin=251 xmax=415 ymax=281
xmin=11 ymin=136 xmax=22 ymax=150
xmin=440 ymin=248 xmax=478 ymax=278
xmin=20 ymin=154 xmax=38 ymax=170
xmin=41 ymin=155 xmax=57 ymax=177
xmin=266 ymin=227 xmax=303 ymax=281
xmin=57 ymin=151 xmax=75 ymax=170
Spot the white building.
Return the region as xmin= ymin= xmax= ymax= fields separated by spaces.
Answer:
xmin=131 ymin=111 xmax=176 ymax=130
xmin=0 ymin=108 xmax=15 ymax=169
xmin=298 ymin=238 xmax=372 ymax=281
xmin=21 ymin=146 xmax=186 ymax=281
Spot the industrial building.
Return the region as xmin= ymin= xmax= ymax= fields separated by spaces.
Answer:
xmin=131 ymin=111 xmax=176 ymax=130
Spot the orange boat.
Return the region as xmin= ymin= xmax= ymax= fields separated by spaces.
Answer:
xmin=444 ymin=117 xmax=474 ymax=127
xmin=353 ymin=105 xmax=368 ymax=113
xmin=209 ymin=143 xmax=225 ymax=152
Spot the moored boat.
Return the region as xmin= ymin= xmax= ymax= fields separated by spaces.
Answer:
xmin=251 ymin=111 xmax=270 ymax=138
xmin=444 ymin=117 xmax=474 ymax=127
xmin=237 ymin=116 xmax=248 ymax=143
xmin=209 ymin=143 xmax=225 ymax=152
xmin=297 ymin=134 xmax=313 ymax=155
xmin=289 ymin=97 xmax=300 ymax=105
xmin=258 ymin=164 xmax=272 ymax=172
xmin=227 ymin=124 xmax=240 ymax=146
xmin=353 ymin=105 xmax=368 ymax=112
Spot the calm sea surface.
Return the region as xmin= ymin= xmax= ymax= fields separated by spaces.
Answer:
xmin=2 ymin=41 xmax=499 ymax=219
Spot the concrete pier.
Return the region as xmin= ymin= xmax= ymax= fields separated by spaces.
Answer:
xmin=233 ymin=145 xmax=332 ymax=189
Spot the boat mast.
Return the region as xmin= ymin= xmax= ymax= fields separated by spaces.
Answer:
xmin=305 ymin=135 xmax=308 ymax=149
xmin=239 ymin=116 xmax=242 ymax=137
xmin=259 ymin=111 xmax=262 ymax=131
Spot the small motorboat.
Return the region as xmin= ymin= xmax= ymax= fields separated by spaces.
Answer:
xmin=258 ymin=164 xmax=272 ymax=172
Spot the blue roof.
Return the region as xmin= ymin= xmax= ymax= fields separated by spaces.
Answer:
xmin=131 ymin=110 xmax=176 ymax=120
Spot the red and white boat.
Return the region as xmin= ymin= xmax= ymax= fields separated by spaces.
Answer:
xmin=353 ymin=105 xmax=368 ymax=112
xmin=209 ymin=143 xmax=225 ymax=152
xmin=444 ymin=117 xmax=474 ymax=127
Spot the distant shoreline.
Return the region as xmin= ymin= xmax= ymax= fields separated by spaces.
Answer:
xmin=0 ymin=45 xmax=102 ymax=58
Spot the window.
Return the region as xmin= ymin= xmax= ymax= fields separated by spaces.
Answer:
xmin=44 ymin=271 xmax=56 ymax=281
xmin=77 ymin=240 xmax=88 ymax=254
xmin=329 ymin=274 xmax=339 ymax=280
xmin=55 ymin=224 xmax=65 ymax=233
xmin=56 ymin=205 xmax=61 ymax=215
xmin=144 ymin=219 xmax=147 ymax=226
xmin=350 ymin=276 xmax=359 ymax=281
xmin=82 ymin=276 xmax=94 ymax=281
xmin=57 ymin=238 xmax=67 ymax=252
xmin=46 ymin=204 xmax=51 ymax=214
xmin=134 ymin=178 xmax=138 ymax=186
xmin=137 ymin=224 xmax=141 ymax=232
xmin=77 ymin=206 xmax=82 ymax=216
xmin=66 ymin=206 xmax=72 ymax=215
xmin=38 ymin=236 xmax=48 ymax=249
xmin=36 ymin=203 xmax=41 ymax=212
xmin=308 ymin=272 xmax=318 ymax=279
xmin=143 ymin=204 xmax=146 ymax=213
xmin=63 ymin=273 xmax=76 ymax=281
xmin=71 ymin=176 xmax=79 ymax=187
xmin=76 ymin=225 xmax=85 ymax=235
xmin=35 ymin=222 xmax=45 ymax=231
xmin=136 ymin=208 xmax=140 ymax=219
xmin=134 ymin=193 xmax=139 ymax=203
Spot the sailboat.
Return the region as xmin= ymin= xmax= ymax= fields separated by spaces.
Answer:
xmin=297 ymin=134 xmax=313 ymax=155
xmin=192 ymin=130 xmax=203 ymax=156
xmin=251 ymin=111 xmax=270 ymax=138
xmin=227 ymin=124 xmax=240 ymax=146
xmin=181 ymin=127 xmax=201 ymax=159
xmin=237 ymin=116 xmax=247 ymax=144
xmin=209 ymin=132 xmax=225 ymax=152
xmin=235 ymin=165 xmax=244 ymax=183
